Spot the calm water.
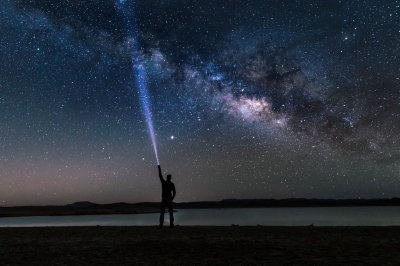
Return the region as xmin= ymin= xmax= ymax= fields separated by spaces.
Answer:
xmin=0 ymin=206 xmax=400 ymax=227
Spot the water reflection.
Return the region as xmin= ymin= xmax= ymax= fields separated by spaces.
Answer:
xmin=1 ymin=207 xmax=400 ymax=227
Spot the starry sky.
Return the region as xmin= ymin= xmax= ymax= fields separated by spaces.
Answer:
xmin=1 ymin=0 xmax=400 ymax=206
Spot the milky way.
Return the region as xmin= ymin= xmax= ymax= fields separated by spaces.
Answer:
xmin=0 ymin=0 xmax=399 ymax=206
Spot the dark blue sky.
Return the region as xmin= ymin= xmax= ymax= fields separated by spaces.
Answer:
xmin=1 ymin=0 xmax=399 ymax=206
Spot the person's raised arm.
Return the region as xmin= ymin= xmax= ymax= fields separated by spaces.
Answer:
xmin=158 ymin=165 xmax=164 ymax=182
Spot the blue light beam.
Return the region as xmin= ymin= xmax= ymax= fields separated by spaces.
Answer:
xmin=117 ymin=0 xmax=159 ymax=164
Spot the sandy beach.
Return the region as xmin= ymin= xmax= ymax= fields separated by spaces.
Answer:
xmin=0 ymin=226 xmax=399 ymax=265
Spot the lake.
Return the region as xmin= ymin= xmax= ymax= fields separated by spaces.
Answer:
xmin=1 ymin=206 xmax=400 ymax=227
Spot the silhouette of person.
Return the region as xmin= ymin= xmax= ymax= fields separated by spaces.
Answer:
xmin=158 ymin=165 xmax=176 ymax=228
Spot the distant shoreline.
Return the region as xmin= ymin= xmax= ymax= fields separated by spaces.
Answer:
xmin=1 ymin=198 xmax=400 ymax=218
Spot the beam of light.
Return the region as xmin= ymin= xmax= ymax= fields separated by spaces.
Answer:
xmin=117 ymin=0 xmax=159 ymax=164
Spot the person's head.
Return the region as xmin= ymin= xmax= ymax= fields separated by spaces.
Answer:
xmin=167 ymin=174 xmax=172 ymax=181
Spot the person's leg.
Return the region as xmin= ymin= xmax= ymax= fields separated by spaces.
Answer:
xmin=167 ymin=200 xmax=174 ymax=227
xmin=159 ymin=199 xmax=167 ymax=227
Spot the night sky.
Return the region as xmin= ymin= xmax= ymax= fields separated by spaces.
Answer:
xmin=1 ymin=0 xmax=400 ymax=206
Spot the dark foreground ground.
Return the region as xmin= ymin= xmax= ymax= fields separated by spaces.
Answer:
xmin=0 ymin=226 xmax=399 ymax=266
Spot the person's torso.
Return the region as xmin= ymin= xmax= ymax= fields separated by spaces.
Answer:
xmin=161 ymin=180 xmax=174 ymax=199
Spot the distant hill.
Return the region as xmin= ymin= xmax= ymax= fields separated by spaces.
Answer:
xmin=172 ymin=197 xmax=400 ymax=209
xmin=1 ymin=198 xmax=400 ymax=217
xmin=65 ymin=201 xmax=99 ymax=208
